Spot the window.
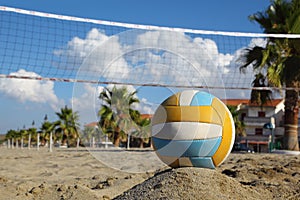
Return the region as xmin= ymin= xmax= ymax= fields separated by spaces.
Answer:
xmin=241 ymin=113 xmax=246 ymax=121
xmin=255 ymin=128 xmax=263 ymax=135
xmin=258 ymin=111 xmax=265 ymax=117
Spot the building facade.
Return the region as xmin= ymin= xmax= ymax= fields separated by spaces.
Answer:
xmin=225 ymin=99 xmax=290 ymax=153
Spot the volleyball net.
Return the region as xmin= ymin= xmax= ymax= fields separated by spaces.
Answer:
xmin=1 ymin=6 xmax=300 ymax=93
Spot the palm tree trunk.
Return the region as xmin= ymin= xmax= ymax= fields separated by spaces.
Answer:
xmin=76 ymin=137 xmax=80 ymax=149
xmin=113 ymin=126 xmax=122 ymax=147
xmin=28 ymin=134 xmax=31 ymax=149
xmin=49 ymin=131 xmax=53 ymax=152
xmin=114 ymin=133 xmax=121 ymax=147
xmin=139 ymin=138 xmax=144 ymax=148
xmin=37 ymin=132 xmax=40 ymax=151
xmin=284 ymin=88 xmax=300 ymax=151
xmin=62 ymin=134 xmax=68 ymax=147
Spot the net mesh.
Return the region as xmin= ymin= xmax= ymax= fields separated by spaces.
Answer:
xmin=1 ymin=6 xmax=300 ymax=92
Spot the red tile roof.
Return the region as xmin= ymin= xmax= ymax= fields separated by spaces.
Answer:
xmin=85 ymin=122 xmax=98 ymax=127
xmin=140 ymin=114 xmax=153 ymax=119
xmin=222 ymin=99 xmax=250 ymax=106
xmin=222 ymin=99 xmax=283 ymax=107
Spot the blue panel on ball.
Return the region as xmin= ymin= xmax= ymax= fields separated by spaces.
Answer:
xmin=190 ymin=157 xmax=216 ymax=169
xmin=190 ymin=91 xmax=214 ymax=106
xmin=153 ymin=137 xmax=221 ymax=157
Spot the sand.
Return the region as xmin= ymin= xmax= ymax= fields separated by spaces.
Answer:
xmin=0 ymin=147 xmax=299 ymax=200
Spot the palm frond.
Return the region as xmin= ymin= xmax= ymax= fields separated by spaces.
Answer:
xmin=250 ymin=73 xmax=272 ymax=106
xmin=267 ymin=62 xmax=283 ymax=87
xmin=239 ymin=46 xmax=265 ymax=72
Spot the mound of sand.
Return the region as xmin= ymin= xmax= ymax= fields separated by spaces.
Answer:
xmin=116 ymin=153 xmax=300 ymax=200
xmin=115 ymin=167 xmax=270 ymax=200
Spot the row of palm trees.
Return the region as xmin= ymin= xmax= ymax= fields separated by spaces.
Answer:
xmin=5 ymin=86 xmax=152 ymax=149
xmin=5 ymin=106 xmax=80 ymax=148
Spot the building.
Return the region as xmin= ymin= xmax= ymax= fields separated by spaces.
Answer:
xmin=225 ymin=99 xmax=289 ymax=152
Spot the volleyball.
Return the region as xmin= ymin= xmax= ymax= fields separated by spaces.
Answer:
xmin=151 ymin=90 xmax=235 ymax=169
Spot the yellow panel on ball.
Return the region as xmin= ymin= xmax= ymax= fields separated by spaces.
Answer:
xmin=212 ymin=108 xmax=235 ymax=166
xmin=211 ymin=98 xmax=227 ymax=124
xmin=151 ymin=106 xmax=223 ymax=125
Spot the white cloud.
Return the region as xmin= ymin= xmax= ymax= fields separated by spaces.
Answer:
xmin=58 ymin=29 xmax=228 ymax=89
xmin=54 ymin=28 xmax=109 ymax=59
xmin=72 ymin=83 xmax=103 ymax=125
xmin=72 ymin=83 xmax=103 ymax=111
xmin=249 ymin=38 xmax=267 ymax=48
xmin=132 ymin=97 xmax=156 ymax=114
xmin=0 ymin=69 xmax=64 ymax=110
xmin=60 ymin=28 xmax=263 ymax=100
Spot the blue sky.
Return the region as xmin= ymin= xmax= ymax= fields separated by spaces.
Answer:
xmin=0 ymin=0 xmax=271 ymax=133
xmin=0 ymin=0 xmax=270 ymax=32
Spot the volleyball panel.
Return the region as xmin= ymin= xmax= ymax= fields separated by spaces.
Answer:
xmin=152 ymin=122 xmax=222 ymax=140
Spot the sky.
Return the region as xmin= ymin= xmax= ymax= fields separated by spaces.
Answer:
xmin=0 ymin=0 xmax=271 ymax=134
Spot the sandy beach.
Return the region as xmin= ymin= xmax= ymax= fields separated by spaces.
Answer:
xmin=0 ymin=147 xmax=299 ymax=200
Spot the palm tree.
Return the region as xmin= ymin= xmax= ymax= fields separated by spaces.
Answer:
xmin=5 ymin=129 xmax=17 ymax=147
xmin=239 ymin=0 xmax=300 ymax=151
xmin=82 ymin=126 xmax=98 ymax=147
xmin=227 ymin=105 xmax=246 ymax=140
xmin=133 ymin=116 xmax=151 ymax=148
xmin=98 ymin=86 xmax=140 ymax=147
xmin=55 ymin=106 xmax=80 ymax=147
xmin=27 ymin=127 xmax=37 ymax=147
xmin=98 ymin=104 xmax=115 ymax=145
xmin=19 ymin=129 xmax=27 ymax=148
xmin=40 ymin=120 xmax=55 ymax=146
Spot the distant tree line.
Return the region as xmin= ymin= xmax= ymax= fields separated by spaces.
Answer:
xmin=5 ymin=86 xmax=152 ymax=149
